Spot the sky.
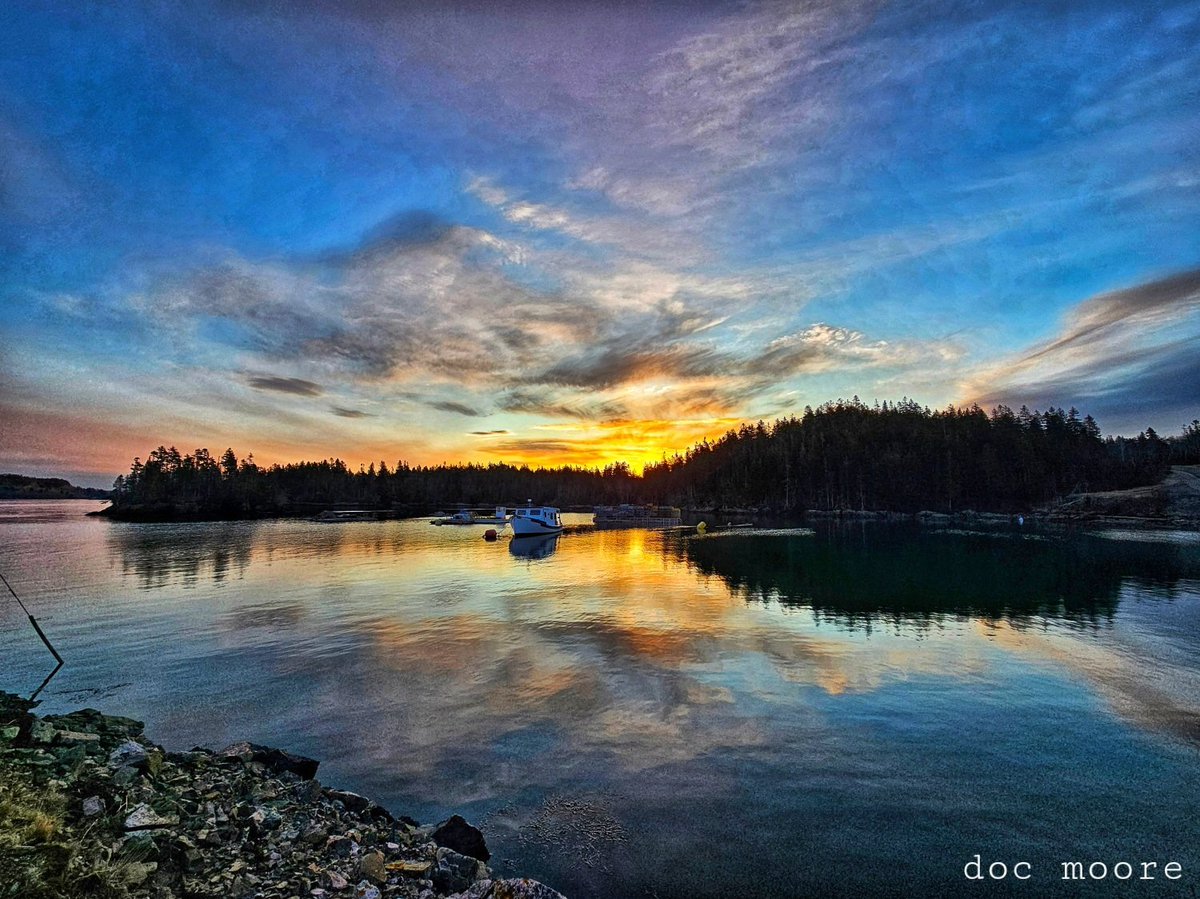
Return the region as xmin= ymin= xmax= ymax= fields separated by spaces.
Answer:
xmin=1 ymin=0 xmax=1198 ymax=487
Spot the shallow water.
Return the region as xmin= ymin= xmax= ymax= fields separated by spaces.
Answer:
xmin=2 ymin=501 xmax=1199 ymax=897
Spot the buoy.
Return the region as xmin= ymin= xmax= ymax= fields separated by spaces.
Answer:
xmin=483 ymin=529 xmax=498 ymax=541
xmin=696 ymin=521 xmax=707 ymax=534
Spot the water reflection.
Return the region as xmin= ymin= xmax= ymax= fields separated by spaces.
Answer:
xmin=670 ymin=524 xmax=1200 ymax=627
xmin=107 ymin=522 xmax=258 ymax=588
xmin=4 ymin=505 xmax=1200 ymax=899
xmin=509 ymin=534 xmax=560 ymax=559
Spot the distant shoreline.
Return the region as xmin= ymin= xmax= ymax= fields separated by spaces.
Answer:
xmin=80 ymin=501 xmax=1200 ymax=532
xmin=0 ymin=473 xmax=111 ymax=501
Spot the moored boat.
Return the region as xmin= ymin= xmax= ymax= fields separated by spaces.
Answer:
xmin=314 ymin=509 xmax=383 ymax=522
xmin=432 ymin=506 xmax=509 ymax=526
xmin=510 ymin=505 xmax=563 ymax=536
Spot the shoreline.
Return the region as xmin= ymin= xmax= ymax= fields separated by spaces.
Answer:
xmin=84 ymin=502 xmax=1200 ymax=532
xmin=0 ymin=692 xmax=564 ymax=899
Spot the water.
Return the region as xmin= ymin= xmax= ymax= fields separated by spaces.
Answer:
xmin=2 ymin=500 xmax=1199 ymax=897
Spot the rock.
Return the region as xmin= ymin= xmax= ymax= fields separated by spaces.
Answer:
xmin=432 ymin=847 xmax=487 ymax=894
xmin=326 ymin=788 xmax=371 ymax=813
xmin=55 ymin=729 xmax=101 ymax=744
xmin=300 ymin=823 xmax=328 ymax=847
xmin=389 ymin=858 xmax=433 ymax=877
xmin=124 ymin=803 xmax=178 ymax=831
xmin=250 ymin=806 xmax=283 ymax=832
xmin=354 ymin=881 xmax=382 ymax=899
xmin=322 ymin=869 xmax=349 ymax=891
xmin=451 ymin=881 xmax=495 ymax=899
xmin=120 ymin=832 xmax=162 ymax=861
xmin=357 ymin=850 xmax=386 ymax=884
xmin=121 ymin=861 xmax=158 ymax=887
xmin=221 ymin=741 xmax=319 ymax=779
xmin=109 ymin=739 xmax=149 ymax=769
xmin=432 ymin=814 xmax=490 ymax=862
xmin=82 ymin=795 xmax=104 ymax=817
xmin=29 ymin=719 xmax=57 ymax=744
xmin=112 ymin=765 xmax=140 ymax=786
xmin=489 ymin=879 xmax=568 ymax=899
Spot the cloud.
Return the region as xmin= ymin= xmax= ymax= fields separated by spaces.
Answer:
xmin=331 ymin=406 xmax=372 ymax=418
xmin=427 ymin=400 xmax=485 ymax=417
xmin=469 ymin=429 xmax=509 ymax=436
xmin=965 ymin=270 xmax=1200 ymax=433
xmin=246 ymin=376 xmax=325 ymax=396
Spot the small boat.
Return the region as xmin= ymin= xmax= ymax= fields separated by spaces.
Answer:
xmin=511 ymin=504 xmax=563 ymax=536
xmin=432 ymin=506 xmax=510 ymax=526
xmin=314 ymin=509 xmax=382 ymax=522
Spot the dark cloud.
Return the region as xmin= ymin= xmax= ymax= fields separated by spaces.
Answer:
xmin=496 ymin=388 xmax=627 ymax=420
xmin=485 ymin=438 xmax=584 ymax=456
xmin=469 ymin=429 xmax=509 ymax=435
xmin=1022 ymin=269 xmax=1200 ymax=364
xmin=331 ymin=407 xmax=372 ymax=418
xmin=976 ymin=339 xmax=1200 ymax=435
xmin=971 ymin=270 xmax=1200 ymax=435
xmin=247 ymin=376 xmax=324 ymax=397
xmin=427 ymin=400 xmax=485 ymax=417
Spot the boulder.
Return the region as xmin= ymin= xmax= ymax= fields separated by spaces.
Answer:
xmin=358 ymin=850 xmax=386 ymax=884
xmin=432 ymin=814 xmax=490 ymax=861
xmin=326 ymin=788 xmax=395 ymax=821
xmin=432 ymin=847 xmax=487 ymax=894
xmin=109 ymin=739 xmax=149 ymax=770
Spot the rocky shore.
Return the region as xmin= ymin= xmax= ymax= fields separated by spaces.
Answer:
xmin=0 ymin=693 xmax=564 ymax=899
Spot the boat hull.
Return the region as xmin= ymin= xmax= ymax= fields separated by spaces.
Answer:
xmin=510 ymin=517 xmax=563 ymax=536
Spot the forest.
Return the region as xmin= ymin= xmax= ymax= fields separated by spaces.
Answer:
xmin=105 ymin=399 xmax=1200 ymax=519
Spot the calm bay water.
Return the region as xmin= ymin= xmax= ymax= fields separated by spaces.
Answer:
xmin=2 ymin=500 xmax=1200 ymax=897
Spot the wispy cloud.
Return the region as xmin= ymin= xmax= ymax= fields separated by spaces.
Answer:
xmin=965 ymin=270 xmax=1200 ymax=432
xmin=427 ymin=400 xmax=485 ymax=417
xmin=247 ymin=376 xmax=325 ymax=397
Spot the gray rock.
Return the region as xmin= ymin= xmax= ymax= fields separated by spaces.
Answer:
xmin=353 ymin=882 xmax=382 ymax=899
xmin=124 ymin=803 xmax=178 ymax=831
xmin=82 ymin=795 xmax=104 ymax=817
xmin=433 ymin=847 xmax=487 ymax=894
xmin=486 ymin=879 xmax=568 ymax=899
xmin=109 ymin=739 xmax=149 ymax=769
xmin=29 ymin=719 xmax=56 ymax=744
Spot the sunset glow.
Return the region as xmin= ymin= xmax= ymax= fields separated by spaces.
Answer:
xmin=2 ymin=1 xmax=1198 ymax=486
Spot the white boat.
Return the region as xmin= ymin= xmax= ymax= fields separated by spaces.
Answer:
xmin=510 ymin=505 xmax=563 ymax=536
xmin=432 ymin=506 xmax=509 ymax=526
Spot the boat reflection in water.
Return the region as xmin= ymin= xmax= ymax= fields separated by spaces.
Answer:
xmin=508 ymin=533 xmax=560 ymax=560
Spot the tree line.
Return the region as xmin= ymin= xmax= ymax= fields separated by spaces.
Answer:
xmin=107 ymin=399 xmax=1200 ymax=518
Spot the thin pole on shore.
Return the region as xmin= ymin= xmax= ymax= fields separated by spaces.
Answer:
xmin=0 ymin=570 xmax=64 ymax=666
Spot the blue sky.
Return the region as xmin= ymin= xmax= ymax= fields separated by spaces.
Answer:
xmin=2 ymin=0 xmax=1198 ymax=485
